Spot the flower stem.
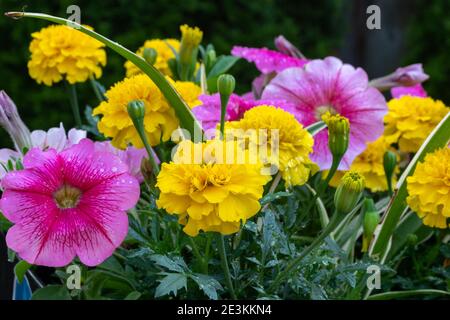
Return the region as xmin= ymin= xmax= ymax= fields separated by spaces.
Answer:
xmin=65 ymin=82 xmax=82 ymax=128
xmin=268 ymin=211 xmax=342 ymax=293
xmin=132 ymin=120 xmax=160 ymax=176
xmin=89 ymin=76 xmax=105 ymax=102
xmin=216 ymin=234 xmax=237 ymax=299
xmin=219 ymin=94 xmax=230 ymax=138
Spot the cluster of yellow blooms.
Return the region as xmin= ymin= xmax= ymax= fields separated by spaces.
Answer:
xmin=28 ymin=25 xmax=106 ymax=86
xmin=124 ymin=39 xmax=180 ymax=77
xmin=385 ymin=96 xmax=449 ymax=153
xmin=328 ymin=136 xmax=399 ymax=192
xmin=225 ymin=105 xmax=318 ymax=187
xmin=407 ymin=147 xmax=450 ymax=228
xmin=92 ymin=74 xmax=201 ymax=149
xmin=156 ymin=139 xmax=271 ymax=236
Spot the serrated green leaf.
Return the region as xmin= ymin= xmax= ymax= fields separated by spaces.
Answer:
xmin=155 ymin=273 xmax=187 ymax=298
xmin=151 ymin=254 xmax=188 ymax=273
xmin=260 ymin=191 xmax=292 ymax=206
xmin=190 ymin=274 xmax=223 ymax=300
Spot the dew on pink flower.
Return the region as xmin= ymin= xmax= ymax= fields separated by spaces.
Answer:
xmin=0 ymin=139 xmax=140 ymax=267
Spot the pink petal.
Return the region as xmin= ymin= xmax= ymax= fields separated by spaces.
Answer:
xmin=67 ymin=128 xmax=87 ymax=146
xmin=231 ymin=46 xmax=308 ymax=74
xmin=391 ymin=84 xmax=427 ymax=98
xmin=30 ymin=130 xmax=47 ymax=150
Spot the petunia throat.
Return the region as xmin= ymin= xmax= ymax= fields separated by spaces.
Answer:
xmin=315 ymin=104 xmax=337 ymax=121
xmin=54 ymin=184 xmax=82 ymax=209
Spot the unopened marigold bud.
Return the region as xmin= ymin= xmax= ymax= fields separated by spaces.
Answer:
xmin=143 ymin=48 xmax=157 ymax=66
xmin=383 ymin=150 xmax=397 ymax=194
xmin=334 ymin=171 xmax=365 ymax=215
xmin=217 ymin=74 xmax=235 ymax=97
xmin=127 ymin=100 xmax=145 ymax=122
xmin=362 ymin=199 xmax=380 ymax=252
xmin=322 ymin=112 xmax=349 ymax=160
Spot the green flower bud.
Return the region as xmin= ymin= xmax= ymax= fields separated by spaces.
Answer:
xmin=206 ymin=48 xmax=217 ymax=68
xmin=217 ymin=74 xmax=236 ymax=97
xmin=127 ymin=100 xmax=145 ymax=122
xmin=362 ymin=199 xmax=380 ymax=252
xmin=383 ymin=150 xmax=397 ymax=194
xmin=406 ymin=234 xmax=418 ymax=246
xmin=323 ymin=112 xmax=350 ymax=160
xmin=334 ymin=171 xmax=365 ymax=215
xmin=143 ymin=48 xmax=157 ymax=65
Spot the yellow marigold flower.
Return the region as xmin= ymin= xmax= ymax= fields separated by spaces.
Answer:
xmin=384 ymin=96 xmax=449 ymax=153
xmin=172 ymin=81 xmax=202 ymax=108
xmin=226 ymin=105 xmax=318 ymax=187
xmin=407 ymin=147 xmax=450 ymax=228
xmin=327 ymin=137 xmax=399 ymax=192
xmin=124 ymin=39 xmax=180 ymax=77
xmin=28 ymin=25 xmax=106 ymax=86
xmin=156 ymin=139 xmax=270 ymax=236
xmin=92 ymin=74 xmax=201 ymax=149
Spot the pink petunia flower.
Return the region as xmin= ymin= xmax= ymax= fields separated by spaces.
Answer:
xmin=262 ymin=56 xmax=387 ymax=170
xmin=0 ymin=139 xmax=140 ymax=267
xmin=369 ymin=63 xmax=429 ymax=91
xmin=94 ymin=141 xmax=149 ymax=183
xmin=391 ymin=83 xmax=427 ymax=99
xmin=231 ymin=46 xmax=308 ymax=74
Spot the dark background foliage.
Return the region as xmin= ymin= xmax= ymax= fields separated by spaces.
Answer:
xmin=0 ymin=0 xmax=448 ymax=147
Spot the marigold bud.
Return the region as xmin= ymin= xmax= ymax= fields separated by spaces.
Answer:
xmin=362 ymin=199 xmax=380 ymax=252
xmin=383 ymin=150 xmax=397 ymax=194
xmin=127 ymin=100 xmax=145 ymax=122
xmin=143 ymin=47 xmax=157 ymax=66
xmin=217 ymin=74 xmax=236 ymax=97
xmin=334 ymin=171 xmax=365 ymax=215
xmin=322 ymin=112 xmax=350 ymax=160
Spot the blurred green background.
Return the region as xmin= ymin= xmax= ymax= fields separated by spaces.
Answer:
xmin=0 ymin=0 xmax=449 ymax=148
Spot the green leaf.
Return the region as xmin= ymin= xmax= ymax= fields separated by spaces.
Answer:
xmin=154 ymin=273 xmax=187 ymax=298
xmin=32 ymin=285 xmax=72 ymax=300
xmin=14 ymin=260 xmax=32 ymax=284
xmin=151 ymin=254 xmax=188 ymax=273
xmin=124 ymin=291 xmax=142 ymax=300
xmin=367 ymin=289 xmax=450 ymax=300
xmin=190 ymin=274 xmax=223 ymax=300
xmin=370 ymin=111 xmax=450 ymax=261
xmin=306 ymin=121 xmax=327 ymax=136
xmin=10 ymin=12 xmax=203 ymax=139
xmin=260 ymin=191 xmax=292 ymax=205
xmin=207 ymin=56 xmax=239 ymax=79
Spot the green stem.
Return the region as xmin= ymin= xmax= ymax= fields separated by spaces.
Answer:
xmin=65 ymin=82 xmax=82 ymax=128
xmin=89 ymin=76 xmax=105 ymax=102
xmin=219 ymin=94 xmax=230 ymax=137
xmin=269 ymin=211 xmax=343 ymax=293
xmin=324 ymin=155 xmax=342 ymax=187
xmin=189 ymin=238 xmax=207 ymax=274
xmin=133 ymin=121 xmax=160 ymax=176
xmin=216 ymin=234 xmax=237 ymax=299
